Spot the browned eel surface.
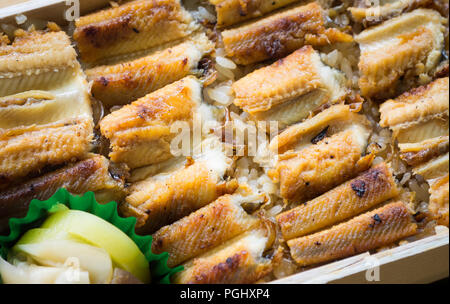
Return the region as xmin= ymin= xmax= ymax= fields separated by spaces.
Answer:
xmin=277 ymin=163 xmax=399 ymax=240
xmin=287 ymin=202 xmax=418 ymax=266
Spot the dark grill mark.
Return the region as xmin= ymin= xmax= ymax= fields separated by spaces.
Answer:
xmin=262 ymin=38 xmax=283 ymax=58
xmin=83 ymin=26 xmax=98 ymax=38
xmin=373 ymin=214 xmax=382 ymax=224
xmin=311 ymin=126 xmax=329 ymax=144
xmin=198 ymin=57 xmax=213 ymax=72
xmin=413 ymin=211 xmax=426 ymax=222
xmin=238 ymin=4 xmax=248 ymax=17
xmin=99 ymin=76 xmax=109 ymax=87
xmin=108 ymin=169 xmax=121 ymax=180
xmin=351 ymin=180 xmax=366 ymax=198
xmin=80 ymin=14 xmax=133 ymax=48
xmin=369 ymin=214 xmax=382 ymax=228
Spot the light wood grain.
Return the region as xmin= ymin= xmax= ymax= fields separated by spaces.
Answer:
xmin=0 ymin=0 xmax=109 ymax=24
xmin=0 ymin=0 xmax=448 ymax=285
xmin=271 ymin=228 xmax=449 ymax=284
xmin=0 ymin=0 xmax=31 ymax=10
xmin=0 ymin=0 xmax=64 ymax=22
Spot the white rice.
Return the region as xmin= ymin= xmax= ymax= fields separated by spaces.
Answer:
xmin=15 ymin=14 xmax=27 ymax=25
xmin=215 ymin=64 xmax=236 ymax=80
xmin=206 ymin=81 xmax=233 ymax=106
xmin=272 ymin=257 xmax=298 ymax=280
xmin=334 ymin=13 xmax=350 ymax=26
xmin=267 ymin=205 xmax=283 ymax=217
xmin=320 ymin=44 xmax=360 ymax=88
xmin=109 ymin=105 xmax=123 ymax=112
xmin=215 ymin=47 xmax=226 ymax=57
xmin=197 ymin=6 xmax=217 ymax=23
xmin=408 ymin=178 xmax=430 ymax=203
xmin=258 ymin=174 xmax=278 ymax=195
xmin=372 ymin=156 xmax=385 ymax=166
xmin=190 ymin=4 xmax=217 ymax=24
xmin=216 ymin=56 xmax=237 ymax=70
xmin=399 ymin=172 xmax=412 ymax=186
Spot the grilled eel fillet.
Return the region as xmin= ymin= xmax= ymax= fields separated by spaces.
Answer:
xmin=0 ymin=85 xmax=93 ymax=185
xmin=414 ymin=152 xmax=449 ymax=225
xmin=277 ymin=163 xmax=400 ymax=240
xmin=0 ymin=154 xmax=126 ymax=232
xmin=356 ymin=9 xmax=446 ymax=99
xmin=232 ymin=46 xmax=347 ymax=128
xmin=121 ymin=147 xmax=237 ymax=234
xmin=269 ymin=104 xmax=368 ymax=154
xmin=287 ymin=202 xmax=418 ymax=266
xmin=0 ymin=119 xmax=93 ymax=185
xmin=74 ymin=0 xmax=198 ymax=64
xmin=380 ymin=77 xmax=449 ymax=129
xmin=0 ymin=29 xmax=94 ymax=184
xmin=0 ymin=30 xmax=79 ymax=96
xmin=428 ymin=173 xmax=449 ymax=226
xmin=86 ymin=34 xmax=214 ymax=107
xmin=210 ymin=0 xmax=301 ymax=28
xmin=268 ymin=105 xmax=373 ymax=202
xmin=399 ymin=137 xmax=449 ymax=167
xmin=272 ymin=126 xmax=373 ymax=202
xmin=349 ymin=0 xmax=432 ymax=24
xmin=380 ymin=77 xmax=449 ymax=166
xmin=221 ymin=2 xmax=353 ymax=65
xmin=99 ymin=76 xmax=202 ymax=169
xmin=0 ymin=89 xmax=92 ymax=130
xmin=0 ymin=89 xmax=93 ymax=185
xmin=173 ymin=227 xmax=274 ymax=284
xmin=152 ymin=193 xmax=262 ymax=267
xmin=413 ymin=152 xmax=449 ymax=180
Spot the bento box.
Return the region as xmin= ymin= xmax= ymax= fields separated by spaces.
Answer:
xmin=0 ymin=0 xmax=448 ymax=284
